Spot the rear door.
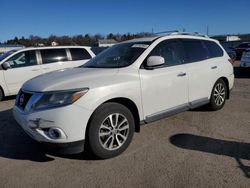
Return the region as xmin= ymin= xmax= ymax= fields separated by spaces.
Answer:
xmin=181 ymin=39 xmax=220 ymax=105
xmin=3 ymin=50 xmax=42 ymax=95
xmin=39 ymin=48 xmax=69 ymax=73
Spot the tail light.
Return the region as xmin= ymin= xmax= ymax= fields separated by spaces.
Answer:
xmin=228 ymin=59 xmax=234 ymax=64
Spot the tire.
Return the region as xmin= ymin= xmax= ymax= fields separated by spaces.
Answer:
xmin=209 ymin=79 xmax=227 ymax=111
xmin=87 ymin=102 xmax=135 ymax=159
xmin=0 ymin=88 xmax=3 ymax=101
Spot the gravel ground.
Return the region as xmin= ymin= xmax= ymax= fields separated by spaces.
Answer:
xmin=0 ymin=62 xmax=249 ymax=188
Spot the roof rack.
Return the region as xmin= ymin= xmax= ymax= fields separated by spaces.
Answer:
xmin=152 ymin=31 xmax=209 ymax=38
xmin=153 ymin=30 xmax=179 ymax=36
xmin=170 ymin=32 xmax=209 ymax=38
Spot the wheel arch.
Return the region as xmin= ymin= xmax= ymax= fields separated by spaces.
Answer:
xmin=85 ymin=97 xmax=141 ymax=141
xmin=219 ymin=77 xmax=230 ymax=99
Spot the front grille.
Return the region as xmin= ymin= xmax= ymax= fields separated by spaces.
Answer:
xmin=17 ymin=90 xmax=33 ymax=110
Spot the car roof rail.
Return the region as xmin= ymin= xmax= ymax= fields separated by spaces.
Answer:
xmin=170 ymin=32 xmax=209 ymax=38
xmin=153 ymin=30 xmax=180 ymax=36
xmin=152 ymin=31 xmax=209 ymax=38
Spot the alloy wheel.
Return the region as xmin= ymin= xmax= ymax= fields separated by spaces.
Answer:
xmin=98 ymin=113 xmax=129 ymax=151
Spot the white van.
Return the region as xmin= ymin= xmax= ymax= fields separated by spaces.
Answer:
xmin=0 ymin=46 xmax=95 ymax=100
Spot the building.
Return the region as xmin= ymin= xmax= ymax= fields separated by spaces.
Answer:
xmin=226 ymin=35 xmax=241 ymax=41
xmin=97 ymin=39 xmax=118 ymax=47
xmin=0 ymin=44 xmax=24 ymax=54
xmin=212 ymin=33 xmax=250 ymax=42
xmin=51 ymin=41 xmax=59 ymax=46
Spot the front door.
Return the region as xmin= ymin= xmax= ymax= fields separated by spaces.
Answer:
xmin=139 ymin=39 xmax=188 ymax=121
xmin=3 ymin=50 xmax=42 ymax=95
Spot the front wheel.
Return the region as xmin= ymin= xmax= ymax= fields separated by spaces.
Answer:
xmin=87 ymin=102 xmax=135 ymax=159
xmin=209 ymin=79 xmax=227 ymax=111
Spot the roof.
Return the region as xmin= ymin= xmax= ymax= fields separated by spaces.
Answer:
xmin=124 ymin=36 xmax=159 ymax=43
xmin=16 ymin=45 xmax=92 ymax=51
xmin=124 ymin=32 xmax=213 ymax=44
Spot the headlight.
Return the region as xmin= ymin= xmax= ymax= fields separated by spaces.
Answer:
xmin=31 ymin=88 xmax=89 ymax=112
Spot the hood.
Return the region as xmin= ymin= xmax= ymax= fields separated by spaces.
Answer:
xmin=22 ymin=68 xmax=118 ymax=92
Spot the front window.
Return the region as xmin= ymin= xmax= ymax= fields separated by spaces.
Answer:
xmin=82 ymin=42 xmax=151 ymax=68
xmin=5 ymin=51 xmax=37 ymax=68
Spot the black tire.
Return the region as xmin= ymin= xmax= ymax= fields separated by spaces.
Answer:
xmin=0 ymin=88 xmax=3 ymax=101
xmin=87 ymin=102 xmax=135 ymax=159
xmin=209 ymin=79 xmax=227 ymax=111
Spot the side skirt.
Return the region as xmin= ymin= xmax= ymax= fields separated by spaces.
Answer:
xmin=142 ymin=98 xmax=209 ymax=124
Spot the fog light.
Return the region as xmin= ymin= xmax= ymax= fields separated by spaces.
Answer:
xmin=48 ymin=128 xmax=63 ymax=139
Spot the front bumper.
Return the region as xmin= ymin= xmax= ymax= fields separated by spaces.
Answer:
xmin=42 ymin=140 xmax=85 ymax=154
xmin=13 ymin=103 xmax=93 ymax=152
xmin=240 ymin=60 xmax=250 ymax=68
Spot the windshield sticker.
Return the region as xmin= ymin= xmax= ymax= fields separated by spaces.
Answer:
xmin=131 ymin=44 xmax=149 ymax=48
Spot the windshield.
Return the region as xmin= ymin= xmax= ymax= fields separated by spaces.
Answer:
xmin=82 ymin=42 xmax=151 ymax=68
xmin=0 ymin=50 xmax=17 ymax=61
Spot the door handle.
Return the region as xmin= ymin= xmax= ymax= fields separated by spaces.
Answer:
xmin=43 ymin=67 xmax=50 ymax=70
xmin=31 ymin=69 xmax=40 ymax=71
xmin=177 ymin=72 xmax=186 ymax=77
xmin=211 ymin=66 xmax=217 ymax=69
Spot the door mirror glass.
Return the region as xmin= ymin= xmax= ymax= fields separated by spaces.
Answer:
xmin=2 ymin=62 xmax=11 ymax=70
xmin=146 ymin=56 xmax=165 ymax=67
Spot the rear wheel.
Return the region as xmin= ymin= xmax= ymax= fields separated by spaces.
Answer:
xmin=209 ymin=79 xmax=227 ymax=111
xmin=0 ymin=88 xmax=3 ymax=101
xmin=87 ymin=102 xmax=135 ymax=159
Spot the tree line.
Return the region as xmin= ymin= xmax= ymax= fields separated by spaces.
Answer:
xmin=3 ymin=32 xmax=152 ymax=47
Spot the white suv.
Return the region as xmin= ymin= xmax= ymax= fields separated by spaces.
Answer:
xmin=13 ymin=33 xmax=234 ymax=159
xmin=0 ymin=46 xmax=95 ymax=100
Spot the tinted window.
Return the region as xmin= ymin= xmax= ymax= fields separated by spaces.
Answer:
xmin=205 ymin=41 xmax=224 ymax=58
xmin=5 ymin=51 xmax=37 ymax=68
xmin=182 ymin=40 xmax=209 ymax=63
xmin=69 ymin=48 xmax=91 ymax=61
xmin=40 ymin=49 xmax=67 ymax=64
xmin=148 ymin=40 xmax=184 ymax=67
xmin=238 ymin=43 xmax=250 ymax=48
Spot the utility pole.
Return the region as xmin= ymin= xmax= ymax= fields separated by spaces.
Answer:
xmin=206 ymin=25 xmax=209 ymax=36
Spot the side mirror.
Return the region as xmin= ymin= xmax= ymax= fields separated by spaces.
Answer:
xmin=146 ymin=56 xmax=165 ymax=68
xmin=2 ymin=62 xmax=11 ymax=70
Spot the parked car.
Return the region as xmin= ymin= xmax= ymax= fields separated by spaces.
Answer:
xmin=220 ymin=44 xmax=236 ymax=61
xmin=235 ymin=42 xmax=250 ymax=60
xmin=240 ymin=48 xmax=250 ymax=69
xmin=13 ymin=32 xmax=234 ymax=159
xmin=0 ymin=46 xmax=95 ymax=100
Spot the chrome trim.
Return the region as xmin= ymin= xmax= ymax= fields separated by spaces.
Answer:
xmin=145 ymin=98 xmax=209 ymax=123
xmin=146 ymin=103 xmax=189 ymax=123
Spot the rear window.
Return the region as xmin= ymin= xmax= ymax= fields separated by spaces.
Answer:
xmin=181 ymin=40 xmax=209 ymax=63
xmin=40 ymin=49 xmax=67 ymax=64
xmin=69 ymin=48 xmax=91 ymax=61
xmin=205 ymin=41 xmax=224 ymax=58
